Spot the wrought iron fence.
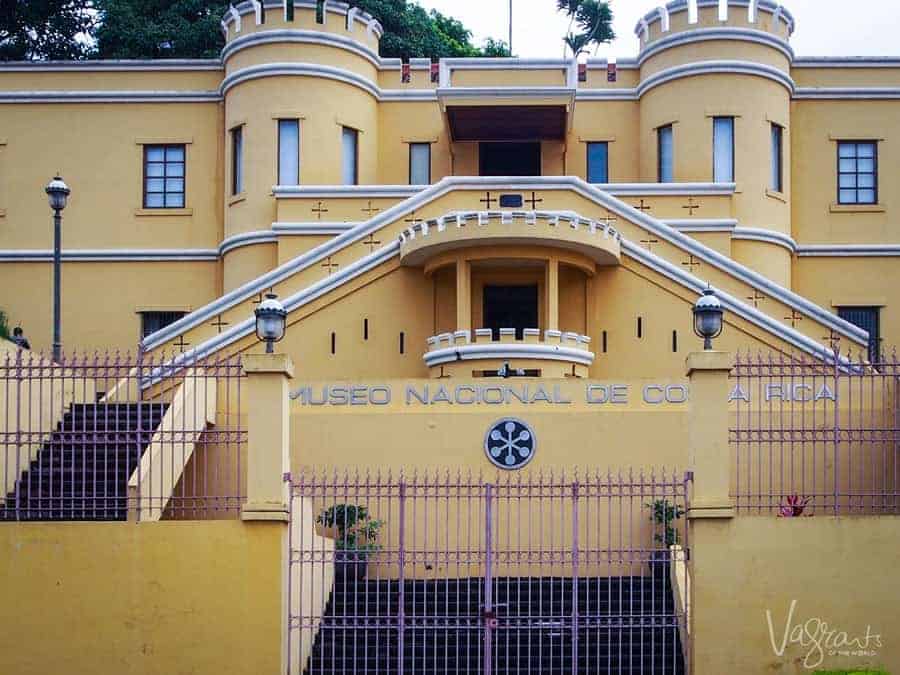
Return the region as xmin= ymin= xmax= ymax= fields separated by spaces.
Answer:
xmin=288 ymin=467 xmax=691 ymax=675
xmin=0 ymin=348 xmax=245 ymax=521
xmin=730 ymin=348 xmax=899 ymax=516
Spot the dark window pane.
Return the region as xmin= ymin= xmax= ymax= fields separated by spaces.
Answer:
xmin=837 ymin=306 xmax=881 ymax=362
xmin=141 ymin=311 xmax=187 ymax=339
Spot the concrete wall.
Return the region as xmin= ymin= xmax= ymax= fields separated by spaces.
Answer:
xmin=0 ymin=520 xmax=284 ymax=675
xmin=691 ymin=516 xmax=900 ymax=674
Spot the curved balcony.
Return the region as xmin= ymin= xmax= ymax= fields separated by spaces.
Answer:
xmin=399 ymin=211 xmax=621 ymax=267
xmin=424 ymin=328 xmax=594 ymax=379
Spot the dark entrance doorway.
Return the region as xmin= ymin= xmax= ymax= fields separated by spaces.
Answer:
xmin=483 ymin=285 xmax=538 ymax=340
xmin=479 ymin=142 xmax=541 ymax=176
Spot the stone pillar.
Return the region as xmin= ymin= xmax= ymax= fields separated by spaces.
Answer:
xmin=685 ymin=350 xmax=733 ymax=675
xmin=456 ymin=257 xmax=471 ymax=330
xmin=242 ymin=353 xmax=294 ymax=522
xmin=545 ymin=257 xmax=559 ymax=331
xmin=685 ymin=351 xmax=733 ymax=518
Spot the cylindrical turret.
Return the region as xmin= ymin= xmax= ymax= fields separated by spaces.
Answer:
xmin=219 ymin=1 xmax=383 ymax=291
xmin=636 ymin=0 xmax=795 ymax=287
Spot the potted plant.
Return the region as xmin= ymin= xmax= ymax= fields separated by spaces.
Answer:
xmin=316 ymin=504 xmax=384 ymax=582
xmin=647 ymin=498 xmax=685 ymax=584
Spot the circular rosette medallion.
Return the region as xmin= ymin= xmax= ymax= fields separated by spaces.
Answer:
xmin=484 ymin=418 xmax=536 ymax=470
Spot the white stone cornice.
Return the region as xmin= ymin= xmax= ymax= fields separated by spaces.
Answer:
xmin=272 ymin=221 xmax=358 ymax=235
xmin=637 ymin=27 xmax=794 ymax=65
xmin=664 ymin=218 xmax=738 ymax=232
xmin=796 ymin=244 xmax=900 ymax=258
xmin=0 ymin=90 xmax=222 ymax=104
xmin=793 ymin=87 xmax=900 ymax=100
xmin=220 ymin=28 xmax=380 ymax=66
xmin=219 ymin=231 xmax=277 ymax=256
xmin=221 ymin=61 xmax=380 ymax=98
xmin=0 ymin=60 xmax=222 ymax=72
xmin=0 ymin=249 xmax=219 ymax=262
xmin=793 ymin=57 xmax=900 ymax=69
xmin=636 ymin=60 xmax=795 ymax=98
xmin=732 ymin=227 xmax=798 ymax=253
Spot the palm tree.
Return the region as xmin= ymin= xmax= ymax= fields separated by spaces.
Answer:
xmin=556 ymin=0 xmax=614 ymax=58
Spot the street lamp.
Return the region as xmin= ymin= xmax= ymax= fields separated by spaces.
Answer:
xmin=254 ymin=292 xmax=287 ymax=353
xmin=45 ymin=175 xmax=70 ymax=362
xmin=693 ymin=287 xmax=724 ymax=350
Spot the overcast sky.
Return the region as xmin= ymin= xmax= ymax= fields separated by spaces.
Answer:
xmin=416 ymin=0 xmax=899 ymax=59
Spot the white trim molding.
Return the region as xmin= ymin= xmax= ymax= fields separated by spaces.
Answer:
xmin=274 ymin=184 xmax=425 ymax=199
xmin=219 ymin=231 xmax=278 ymax=256
xmin=793 ymin=57 xmax=900 ymax=68
xmin=637 ymin=60 xmax=795 ymax=98
xmin=732 ymin=227 xmax=798 ymax=253
xmin=143 ymin=175 xmax=867 ymax=351
xmin=0 ymin=249 xmax=219 ymax=262
xmin=273 ymin=221 xmax=358 ymax=235
xmin=664 ymin=218 xmax=738 ymax=232
xmin=796 ymin=244 xmax=900 ymax=258
xmin=424 ymin=343 xmax=595 ymax=368
xmin=0 ymin=90 xmax=222 ymax=104
xmin=220 ymin=28 xmax=380 ymax=67
xmin=221 ymin=61 xmax=380 ymax=98
xmin=0 ymin=59 xmax=222 ymax=72
xmin=637 ymin=28 xmax=794 ymax=66
xmin=793 ymin=87 xmax=900 ymax=100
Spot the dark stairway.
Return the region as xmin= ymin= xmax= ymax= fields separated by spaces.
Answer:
xmin=304 ymin=574 xmax=686 ymax=675
xmin=0 ymin=402 xmax=168 ymax=521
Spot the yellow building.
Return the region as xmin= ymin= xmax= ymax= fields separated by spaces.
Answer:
xmin=1 ymin=2 xmax=899 ymax=674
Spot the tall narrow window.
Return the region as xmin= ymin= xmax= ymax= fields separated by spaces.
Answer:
xmin=713 ymin=117 xmax=735 ymax=183
xmin=143 ymin=144 xmax=185 ymax=208
xmin=231 ymin=126 xmax=244 ymax=195
xmin=587 ymin=142 xmax=609 ymax=183
xmin=657 ymin=125 xmax=674 ymax=182
xmin=278 ymin=119 xmax=300 ymax=186
xmin=342 ymin=126 xmax=359 ymax=185
xmin=770 ymin=123 xmax=783 ymax=192
xmin=838 ymin=306 xmax=881 ymax=362
xmin=838 ymin=141 xmax=877 ymax=205
xmin=409 ymin=142 xmax=431 ymax=185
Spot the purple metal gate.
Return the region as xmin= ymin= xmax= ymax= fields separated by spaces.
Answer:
xmin=288 ymin=468 xmax=691 ymax=675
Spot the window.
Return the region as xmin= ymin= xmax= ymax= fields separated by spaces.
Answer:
xmin=657 ymin=125 xmax=674 ymax=182
xmin=231 ymin=126 xmax=244 ymax=195
xmin=140 ymin=311 xmax=186 ymax=340
xmin=483 ymin=285 xmax=538 ymax=341
xmin=143 ymin=144 xmax=185 ymax=208
xmin=278 ymin=119 xmax=300 ymax=186
xmin=838 ymin=141 xmax=877 ymax=205
xmin=838 ymin=306 xmax=881 ymax=362
xmin=342 ymin=126 xmax=359 ymax=185
xmin=712 ymin=117 xmax=734 ymax=183
xmin=409 ymin=143 xmax=431 ymax=185
xmin=770 ymin=123 xmax=783 ymax=192
xmin=587 ymin=142 xmax=609 ymax=183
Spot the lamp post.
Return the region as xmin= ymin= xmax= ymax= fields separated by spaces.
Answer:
xmin=693 ymin=287 xmax=724 ymax=350
xmin=254 ymin=292 xmax=287 ymax=353
xmin=45 ymin=176 xmax=70 ymax=362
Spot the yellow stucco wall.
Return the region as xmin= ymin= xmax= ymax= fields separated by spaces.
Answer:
xmin=692 ymin=516 xmax=900 ymax=674
xmin=0 ymin=520 xmax=284 ymax=675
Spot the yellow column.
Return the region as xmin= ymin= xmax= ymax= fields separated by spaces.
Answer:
xmin=685 ymin=350 xmax=734 ymax=675
xmin=242 ymin=352 xmax=294 ymax=522
xmin=456 ymin=257 xmax=471 ymax=330
xmin=685 ymin=351 xmax=734 ymax=518
xmin=545 ymin=257 xmax=559 ymax=331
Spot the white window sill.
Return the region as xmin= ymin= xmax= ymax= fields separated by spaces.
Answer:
xmin=228 ymin=193 xmax=247 ymax=206
xmin=829 ymin=203 xmax=885 ymax=214
xmin=765 ymin=189 xmax=788 ymax=203
xmin=134 ymin=207 xmax=193 ymax=217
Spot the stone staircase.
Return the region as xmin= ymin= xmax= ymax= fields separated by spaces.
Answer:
xmin=0 ymin=402 xmax=168 ymax=521
xmin=304 ymin=574 xmax=685 ymax=675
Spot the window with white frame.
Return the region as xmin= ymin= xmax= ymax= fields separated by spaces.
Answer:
xmin=143 ymin=144 xmax=185 ymax=208
xmin=770 ymin=123 xmax=783 ymax=193
xmin=342 ymin=126 xmax=359 ymax=185
xmin=231 ymin=126 xmax=244 ymax=195
xmin=278 ymin=119 xmax=300 ymax=186
xmin=409 ymin=143 xmax=431 ymax=185
xmin=657 ymin=125 xmax=674 ymax=182
xmin=712 ymin=117 xmax=735 ymax=183
xmin=837 ymin=141 xmax=877 ymax=205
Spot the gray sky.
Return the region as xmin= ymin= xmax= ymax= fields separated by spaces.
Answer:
xmin=416 ymin=0 xmax=900 ymax=59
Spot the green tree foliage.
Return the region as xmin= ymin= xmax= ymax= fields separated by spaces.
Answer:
xmin=556 ymin=0 xmax=614 ymax=58
xmin=89 ymin=0 xmax=506 ymax=60
xmin=94 ymin=0 xmax=230 ymax=59
xmin=0 ymin=0 xmax=95 ymax=60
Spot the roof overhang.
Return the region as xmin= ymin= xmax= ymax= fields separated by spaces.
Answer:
xmin=437 ymin=88 xmax=575 ymax=142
